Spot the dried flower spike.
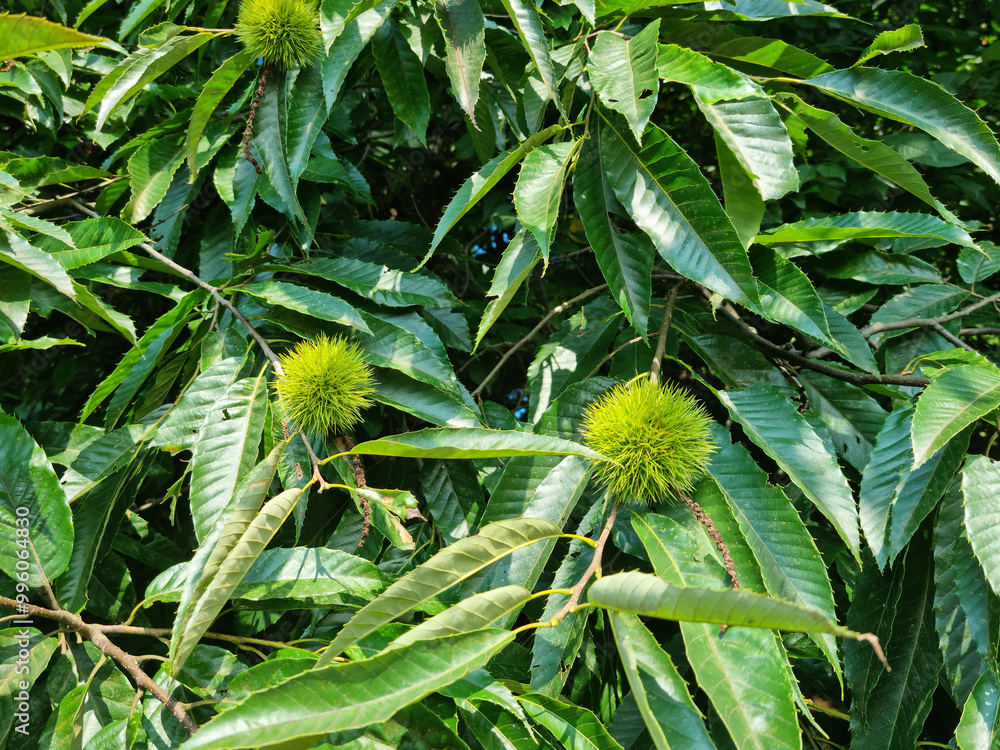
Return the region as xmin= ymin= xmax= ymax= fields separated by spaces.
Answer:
xmin=581 ymin=378 xmax=715 ymax=508
xmin=235 ymin=0 xmax=321 ymax=70
xmin=274 ymin=334 xmax=374 ymax=437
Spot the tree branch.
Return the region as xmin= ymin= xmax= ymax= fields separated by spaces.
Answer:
xmin=471 ymin=284 xmax=608 ymax=398
xmin=552 ymin=504 xmax=619 ymax=624
xmin=68 ymin=199 xmax=284 ymax=375
xmin=861 ymin=289 xmax=1000 ymax=337
xmin=0 ymin=596 xmax=197 ymax=734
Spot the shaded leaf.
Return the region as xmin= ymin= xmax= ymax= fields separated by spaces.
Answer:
xmin=964 ymin=456 xmax=1000 ymax=596
xmin=912 ymin=365 xmax=1000 ymax=469
xmin=435 ymin=0 xmax=486 ymax=124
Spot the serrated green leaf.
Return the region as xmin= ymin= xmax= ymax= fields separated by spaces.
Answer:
xmin=0 ymin=12 xmax=110 ymax=58
xmin=706 ymin=422 xmax=840 ymax=674
xmin=708 ymin=36 xmax=833 ymax=78
xmin=1 ymin=230 xmax=74 ymax=299
xmin=178 ymin=629 xmax=515 ymax=750
xmin=912 ymin=365 xmax=1000 ymax=469
xmin=350 ymin=427 xmax=602 ymax=460
xmin=854 ymin=25 xmax=925 ymax=68
xmin=126 ymin=138 xmax=185 ymax=223
xmin=598 ymin=112 xmax=759 ymax=310
xmin=186 ymin=50 xmax=254 ymax=178
xmin=964 ymin=456 xmax=1000 ymax=596
xmin=514 ymin=141 xmax=577 ymax=265
xmin=802 ymin=67 xmax=1000 ymax=186
xmin=320 ymin=0 xmax=395 ymax=107
xmin=657 ymin=44 xmax=761 ymax=103
xmin=609 ymin=613 xmax=715 ymax=750
xmin=589 ymin=22 xmax=659 ymax=142
xmin=695 ymin=92 xmax=797 ymax=201
xmin=868 ymin=285 xmax=968 ymax=346
xmin=935 ymin=481 xmax=994 ymax=705
xmin=421 ymin=459 xmax=485 ymax=543
xmin=36 ymin=217 xmax=147 ymax=269
xmin=252 ymin=70 xmax=309 ymax=228
xmin=373 ymin=16 xmax=431 ymax=143
xmin=284 ymin=64 xmax=327 ymax=185
xmin=719 ymin=381 xmax=860 ymax=560
xmin=0 ymin=412 xmax=72 ymax=587
xmin=574 ymin=132 xmax=652 ymax=335
xmin=776 ymin=94 xmax=954 ymax=220
xmin=591 ymin=571 xmax=855 ymax=636
xmin=85 ymin=32 xmax=215 ymax=131
xmin=716 ymin=132 xmax=764 ymax=250
xmin=425 ymin=126 xmax=562 ymax=265
xmin=519 ymin=693 xmax=624 ymax=750
xmin=500 ymin=0 xmax=562 ymax=117
xmin=315 ymin=518 xmax=562 ymax=664
xmin=476 ymin=228 xmax=541 ymax=349
xmin=633 ymin=511 xmax=801 ymax=750
xmin=749 ymin=246 xmax=832 ymax=345
xmin=237 ymin=280 xmax=369 ymax=333
xmin=757 ymin=210 xmax=975 ymax=247
xmin=391 ymin=585 xmax=530 ymax=647
xmin=956 ymin=669 xmax=1000 ymax=750
xmin=153 ymin=356 xmax=244 ymax=452
xmin=268 ymin=256 xmax=458 ymax=309
xmin=170 ymin=487 xmax=302 ymax=673
xmin=188 ymin=372 xmax=269 ymax=543
xmin=435 ymin=0 xmax=486 ymax=125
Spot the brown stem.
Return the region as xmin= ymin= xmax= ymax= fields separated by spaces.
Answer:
xmin=0 ymin=597 xmax=197 ymax=734
xmin=649 ymin=283 xmax=683 ymax=385
xmin=552 ymin=504 xmax=619 ymax=623
xmin=67 ymin=199 xmax=284 ymax=375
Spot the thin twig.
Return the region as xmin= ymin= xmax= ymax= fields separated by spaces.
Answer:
xmin=551 ymin=504 xmax=619 ymax=624
xmin=14 ymin=177 xmax=125 ymax=214
xmin=711 ymin=296 xmax=930 ymax=387
xmin=68 ymin=199 xmax=284 ymax=375
xmin=649 ymin=283 xmax=683 ymax=385
xmin=0 ymin=597 xmax=197 ymax=734
xmin=931 ymin=322 xmax=976 ymax=351
xmin=97 ymin=624 xmax=299 ymax=651
xmin=861 ymin=289 xmax=1000 ymax=338
xmin=471 ymin=285 xmax=608 ymax=398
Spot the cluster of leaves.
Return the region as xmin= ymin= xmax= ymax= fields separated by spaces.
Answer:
xmin=0 ymin=0 xmax=999 ymax=748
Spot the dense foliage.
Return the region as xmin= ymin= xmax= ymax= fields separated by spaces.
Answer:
xmin=1 ymin=0 xmax=999 ymax=748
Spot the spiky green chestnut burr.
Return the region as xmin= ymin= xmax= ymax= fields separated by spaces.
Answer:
xmin=581 ymin=378 xmax=715 ymax=508
xmin=235 ymin=0 xmax=321 ymax=70
xmin=274 ymin=334 xmax=374 ymax=437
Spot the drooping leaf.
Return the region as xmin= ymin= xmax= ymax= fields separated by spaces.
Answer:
xmin=716 ymin=132 xmax=764 ymax=250
xmin=776 ymin=94 xmax=954 ymax=220
xmin=0 ymin=231 xmax=75 ymax=300
xmin=36 ymin=217 xmax=147 ymax=269
xmin=719 ymin=382 xmax=860 ymax=560
xmin=694 ymin=91 xmax=798 ymax=201
xmin=609 ymin=612 xmax=717 ymax=750
xmin=499 ymin=0 xmax=562 ymax=117
xmin=911 ymin=365 xmax=1000 ymax=469
xmin=425 ymin=126 xmax=562 ymax=265
xmin=964 ymin=456 xmax=1000 ymax=596
xmin=126 ymin=138 xmax=185 ymax=223
xmin=315 ymin=518 xmax=562 ymax=663
xmin=252 ymin=70 xmax=309 ymax=228
xmin=574 ymin=129 xmax=652 ymax=335
xmin=0 ymin=412 xmax=72 ymax=587
xmin=706 ymin=422 xmax=840 ymax=673
xmin=657 ymin=43 xmax=762 ymax=103
xmin=935 ymin=480 xmax=994 ymax=705
xmin=350 ymin=427 xmax=603 ymax=460
xmin=186 ymin=50 xmax=255 ymax=177
xmin=170 ymin=487 xmax=303 ymax=673
xmin=0 ymin=13 xmax=110 ymax=58
xmin=187 ymin=372 xmax=269 ymax=543
xmin=854 ymin=24 xmax=925 ymax=66
xmin=513 ymin=141 xmax=578 ymax=265
xmin=598 ymin=112 xmax=759 ymax=310
xmin=435 ymin=0 xmax=486 ymax=125
xmin=372 ymin=16 xmax=431 ymax=143
xmin=475 ymin=228 xmax=541 ymax=349
xmin=749 ymin=246 xmax=832 ymax=345
xmin=178 ymin=629 xmax=516 ymax=750
xmin=589 ymin=21 xmax=660 ymax=142
xmin=802 ymin=67 xmax=1000 ymax=186
xmin=633 ymin=511 xmax=801 ymax=750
